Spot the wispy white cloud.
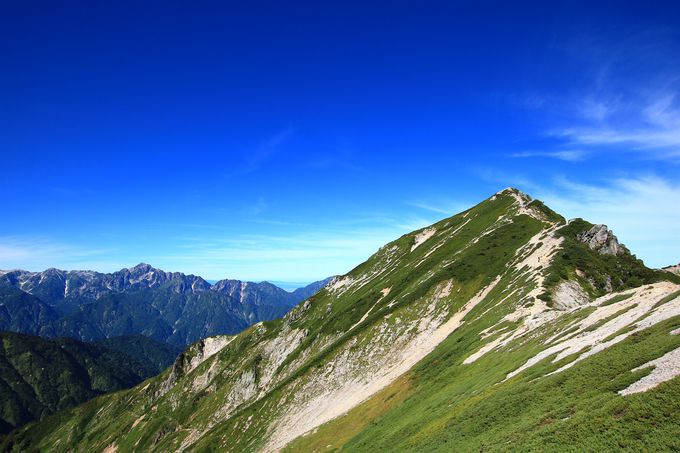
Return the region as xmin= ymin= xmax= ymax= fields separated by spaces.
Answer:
xmin=555 ymin=92 xmax=680 ymax=158
xmin=152 ymin=215 xmax=437 ymax=281
xmin=242 ymin=128 xmax=296 ymax=174
xmin=0 ymin=236 xmax=120 ymax=272
xmin=519 ymin=29 xmax=680 ymax=163
xmin=406 ymin=199 xmax=469 ymax=216
xmin=510 ymin=150 xmax=587 ymax=162
xmin=0 ymin=211 xmax=441 ymax=282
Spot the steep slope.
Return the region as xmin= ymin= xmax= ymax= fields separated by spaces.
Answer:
xmin=4 ymin=189 xmax=680 ymax=452
xmin=0 ymin=332 xmax=163 ymax=434
xmin=93 ymin=335 xmax=182 ymax=374
xmin=0 ymin=267 xmax=330 ymax=346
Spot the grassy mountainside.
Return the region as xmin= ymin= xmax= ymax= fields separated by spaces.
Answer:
xmin=3 ymin=189 xmax=680 ymax=452
xmin=0 ymin=332 xmax=163 ymax=434
xmin=93 ymin=335 xmax=182 ymax=374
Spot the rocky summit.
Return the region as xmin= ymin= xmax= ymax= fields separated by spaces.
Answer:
xmin=3 ymin=188 xmax=680 ymax=452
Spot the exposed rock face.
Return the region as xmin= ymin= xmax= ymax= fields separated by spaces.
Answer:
xmin=160 ymin=335 xmax=233 ymax=395
xmin=662 ymin=264 xmax=680 ymax=275
xmin=551 ymin=280 xmax=589 ymax=310
xmin=576 ymin=224 xmax=623 ymax=255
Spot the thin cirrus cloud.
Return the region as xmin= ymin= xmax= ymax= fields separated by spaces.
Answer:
xmin=515 ymin=92 xmax=680 ymax=163
xmin=556 ymin=93 xmax=680 ymax=157
xmin=510 ymin=150 xmax=588 ymax=162
xmin=520 ymin=28 xmax=680 ymax=163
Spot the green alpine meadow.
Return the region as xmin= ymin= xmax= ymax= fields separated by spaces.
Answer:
xmin=3 ymin=188 xmax=679 ymax=452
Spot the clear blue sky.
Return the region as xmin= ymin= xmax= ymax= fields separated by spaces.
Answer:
xmin=2 ymin=1 xmax=680 ymax=282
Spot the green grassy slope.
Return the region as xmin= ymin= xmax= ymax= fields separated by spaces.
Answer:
xmin=288 ymin=294 xmax=680 ymax=452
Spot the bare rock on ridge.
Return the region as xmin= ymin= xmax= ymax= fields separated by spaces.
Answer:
xmin=577 ymin=224 xmax=624 ymax=256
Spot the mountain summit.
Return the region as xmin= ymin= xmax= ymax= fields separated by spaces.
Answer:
xmin=4 ymin=189 xmax=680 ymax=452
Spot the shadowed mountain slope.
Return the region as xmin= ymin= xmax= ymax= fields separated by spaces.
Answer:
xmin=0 ymin=332 xmax=175 ymax=434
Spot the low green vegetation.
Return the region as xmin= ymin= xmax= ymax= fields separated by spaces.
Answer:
xmin=651 ymin=289 xmax=680 ymax=310
xmin=582 ymin=305 xmax=637 ymax=333
xmin=93 ymin=335 xmax=181 ymax=374
xmin=291 ymin=315 xmax=680 ymax=452
xmin=600 ymin=292 xmax=634 ymax=306
xmin=602 ymin=324 xmax=637 ymax=343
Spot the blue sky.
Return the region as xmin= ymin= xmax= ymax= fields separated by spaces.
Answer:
xmin=2 ymin=1 xmax=680 ymax=283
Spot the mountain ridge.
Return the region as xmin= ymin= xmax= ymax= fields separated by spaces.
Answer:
xmin=0 ymin=263 xmax=330 ymax=302
xmin=0 ymin=266 xmax=332 ymax=346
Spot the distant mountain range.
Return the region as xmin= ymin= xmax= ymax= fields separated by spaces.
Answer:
xmin=0 ymin=264 xmax=331 ymax=346
xmin=0 ymin=332 xmax=181 ymax=434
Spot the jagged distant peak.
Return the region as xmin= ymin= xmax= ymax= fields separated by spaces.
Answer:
xmin=128 ymin=262 xmax=155 ymax=272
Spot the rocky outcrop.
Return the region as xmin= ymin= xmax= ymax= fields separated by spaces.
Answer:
xmin=160 ymin=335 xmax=233 ymax=396
xmin=662 ymin=263 xmax=680 ymax=275
xmin=551 ymin=280 xmax=590 ymax=310
xmin=577 ymin=224 xmax=624 ymax=255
